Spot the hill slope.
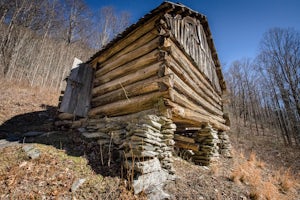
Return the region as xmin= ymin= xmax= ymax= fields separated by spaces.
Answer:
xmin=0 ymin=80 xmax=299 ymax=199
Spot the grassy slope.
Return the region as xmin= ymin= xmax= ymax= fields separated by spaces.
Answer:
xmin=0 ymin=79 xmax=299 ymax=199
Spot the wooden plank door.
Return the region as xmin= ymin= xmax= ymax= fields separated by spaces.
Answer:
xmin=59 ymin=64 xmax=94 ymax=117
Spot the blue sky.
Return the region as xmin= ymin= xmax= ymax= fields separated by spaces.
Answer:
xmin=86 ymin=0 xmax=300 ymax=68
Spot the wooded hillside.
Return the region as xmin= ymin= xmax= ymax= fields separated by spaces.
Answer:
xmin=0 ymin=0 xmax=129 ymax=89
xmin=225 ymin=28 xmax=300 ymax=147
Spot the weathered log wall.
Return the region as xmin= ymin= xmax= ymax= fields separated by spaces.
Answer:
xmin=84 ymin=8 xmax=229 ymax=130
xmin=164 ymin=13 xmax=223 ymax=93
xmin=157 ymin=15 xmax=229 ymax=131
xmin=88 ymin=17 xmax=172 ymax=118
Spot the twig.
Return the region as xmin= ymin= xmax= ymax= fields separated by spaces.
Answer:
xmin=100 ymin=143 xmax=104 ymax=166
xmin=119 ymin=82 xmax=130 ymax=101
xmin=108 ymin=132 xmax=113 ymax=167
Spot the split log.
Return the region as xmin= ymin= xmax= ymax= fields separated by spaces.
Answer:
xmin=167 ymin=37 xmax=223 ymax=98
xmin=174 ymin=134 xmax=195 ymax=143
xmin=92 ymin=61 xmax=163 ymax=97
xmin=175 ymin=140 xmax=199 ymax=151
xmin=57 ymin=113 xmax=74 ymax=120
xmin=95 ymin=37 xmax=161 ymax=78
xmin=92 ymin=75 xmax=173 ymax=107
xmin=90 ymin=109 xmax=160 ymax=124
xmin=89 ymin=91 xmax=169 ymax=117
xmin=165 ymin=67 xmax=223 ymax=116
xmin=94 ymin=49 xmax=159 ymax=86
xmin=166 ymin=55 xmax=221 ymax=110
xmin=164 ymin=99 xmax=229 ymax=131
xmin=91 ymin=15 xmax=161 ymax=66
xmin=169 ymin=88 xmax=225 ymax=123
xmin=98 ymin=27 xmax=159 ymax=69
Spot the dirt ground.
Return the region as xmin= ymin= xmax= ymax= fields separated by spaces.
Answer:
xmin=0 ymin=80 xmax=299 ymax=199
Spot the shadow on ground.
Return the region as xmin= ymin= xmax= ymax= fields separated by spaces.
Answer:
xmin=0 ymin=105 xmax=121 ymax=177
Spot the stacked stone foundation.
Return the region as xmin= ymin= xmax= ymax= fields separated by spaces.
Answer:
xmin=55 ymin=112 xmax=232 ymax=199
xmin=77 ymin=112 xmax=175 ymax=199
xmin=174 ymin=124 xmax=232 ymax=166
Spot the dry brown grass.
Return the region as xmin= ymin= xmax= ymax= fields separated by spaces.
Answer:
xmin=273 ymin=168 xmax=299 ymax=193
xmin=210 ymin=162 xmax=220 ymax=176
xmin=0 ymin=78 xmax=59 ymax=124
xmin=250 ymin=181 xmax=280 ymax=200
xmin=0 ymin=144 xmax=147 ymax=199
xmin=230 ymin=152 xmax=299 ymax=200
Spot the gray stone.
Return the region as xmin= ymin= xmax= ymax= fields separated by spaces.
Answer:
xmin=77 ymin=127 xmax=86 ymax=133
xmin=146 ymin=185 xmax=170 ymax=200
xmin=22 ymin=145 xmax=40 ymax=159
xmin=22 ymin=145 xmax=34 ymax=152
xmin=161 ymin=129 xmax=174 ymax=135
xmin=71 ymin=178 xmax=86 ymax=192
xmin=125 ymin=150 xmax=158 ymax=158
xmin=97 ymin=139 xmax=110 ymax=145
xmin=125 ymin=158 xmax=162 ymax=174
xmin=23 ymin=131 xmax=44 ymax=137
xmin=159 ymin=116 xmax=172 ymax=122
xmin=83 ymin=132 xmax=110 ymax=139
xmin=123 ymin=143 xmax=155 ymax=151
xmin=134 ymin=127 xmax=162 ymax=137
xmin=134 ymin=132 xmax=162 ymax=142
xmin=161 ymin=146 xmax=173 ymax=151
xmin=143 ymin=115 xmax=161 ymax=123
xmin=130 ymin=136 xmax=161 ymax=147
xmin=58 ymin=113 xmax=74 ymax=120
xmin=162 ymin=123 xmax=176 ymax=129
xmin=0 ymin=139 xmax=19 ymax=149
xmin=133 ymin=170 xmax=169 ymax=194
xmin=140 ymin=120 xmax=162 ymax=130
xmin=164 ymin=139 xmax=175 ymax=146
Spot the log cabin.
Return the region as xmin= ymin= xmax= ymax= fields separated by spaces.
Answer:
xmin=58 ymin=1 xmax=232 ymax=197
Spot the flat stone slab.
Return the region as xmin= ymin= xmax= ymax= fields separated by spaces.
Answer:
xmin=23 ymin=131 xmax=45 ymax=137
xmin=133 ymin=170 xmax=169 ymax=194
xmin=0 ymin=139 xmax=20 ymax=149
xmin=22 ymin=145 xmax=41 ymax=159
xmin=71 ymin=178 xmax=86 ymax=192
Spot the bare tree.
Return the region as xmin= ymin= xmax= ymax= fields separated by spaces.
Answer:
xmin=258 ymin=27 xmax=300 ymax=145
xmin=0 ymin=0 xmax=131 ymax=89
xmin=92 ymin=6 xmax=130 ymax=49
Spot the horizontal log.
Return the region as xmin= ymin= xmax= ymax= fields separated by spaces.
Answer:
xmin=92 ymin=75 xmax=174 ymax=107
xmin=92 ymin=61 xmax=163 ymax=97
xmin=57 ymin=113 xmax=75 ymax=120
xmin=89 ymin=91 xmax=169 ymax=117
xmin=175 ymin=140 xmax=199 ymax=151
xmin=165 ymin=67 xmax=223 ymax=116
xmin=95 ymin=37 xmax=160 ymax=78
xmin=98 ymin=28 xmax=159 ymax=72
xmin=91 ymin=15 xmax=161 ymax=66
xmin=174 ymin=134 xmax=195 ymax=143
xmin=164 ymin=99 xmax=229 ymax=131
xmin=93 ymin=109 xmax=161 ymax=124
xmin=169 ymin=88 xmax=225 ymax=123
xmin=167 ymin=38 xmax=223 ymax=99
xmin=94 ymin=49 xmax=159 ymax=86
xmin=166 ymin=57 xmax=222 ymax=111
